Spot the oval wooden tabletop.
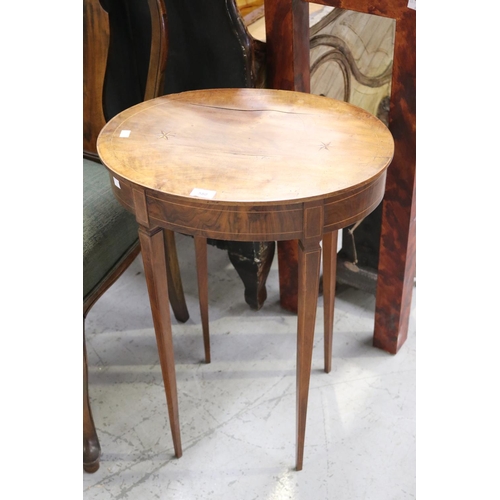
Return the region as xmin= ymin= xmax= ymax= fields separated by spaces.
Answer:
xmin=97 ymin=88 xmax=394 ymax=205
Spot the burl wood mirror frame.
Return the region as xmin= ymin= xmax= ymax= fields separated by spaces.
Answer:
xmin=264 ymin=0 xmax=415 ymax=354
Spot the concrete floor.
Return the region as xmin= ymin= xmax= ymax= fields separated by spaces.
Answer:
xmin=83 ymin=233 xmax=416 ymax=499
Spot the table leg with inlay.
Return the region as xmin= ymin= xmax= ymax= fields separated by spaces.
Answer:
xmin=194 ymin=235 xmax=211 ymax=364
xmin=163 ymin=229 xmax=190 ymax=323
xmin=295 ymin=201 xmax=324 ymax=470
xmin=138 ymin=225 xmax=183 ymax=458
xmin=322 ymin=230 xmax=338 ymax=374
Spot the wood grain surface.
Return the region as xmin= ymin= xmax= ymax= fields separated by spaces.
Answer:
xmin=97 ymin=88 xmax=393 ymax=206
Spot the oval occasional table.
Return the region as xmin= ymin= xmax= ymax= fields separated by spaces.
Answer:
xmin=97 ymin=88 xmax=394 ymax=470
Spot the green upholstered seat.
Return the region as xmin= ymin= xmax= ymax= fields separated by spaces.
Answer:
xmin=83 ymin=158 xmax=139 ymax=301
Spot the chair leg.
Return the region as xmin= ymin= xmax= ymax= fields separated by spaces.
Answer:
xmin=194 ymin=236 xmax=210 ymax=363
xmin=226 ymin=241 xmax=276 ymax=310
xmin=83 ymin=329 xmax=101 ymax=473
xmin=322 ymin=231 xmax=338 ymax=374
xmin=164 ymin=229 xmax=190 ymax=323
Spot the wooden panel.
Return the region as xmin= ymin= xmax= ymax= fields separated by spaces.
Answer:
xmin=264 ymin=0 xmax=416 ymax=353
xmin=264 ymin=0 xmax=311 ymax=92
xmin=97 ymin=89 xmax=393 ymax=205
xmin=83 ymin=0 xmax=109 ymax=155
xmin=147 ymin=195 xmax=305 ymax=241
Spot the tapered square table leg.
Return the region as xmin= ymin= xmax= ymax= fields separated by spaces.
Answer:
xmin=322 ymin=231 xmax=338 ymax=374
xmin=296 ymin=200 xmax=323 ymax=470
xmin=296 ymin=237 xmax=321 ymax=470
xmin=194 ymin=235 xmax=211 ymax=363
xmin=163 ymin=229 xmax=189 ymax=323
xmin=138 ymin=225 xmax=182 ymax=458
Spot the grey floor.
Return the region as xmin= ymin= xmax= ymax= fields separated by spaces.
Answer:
xmin=83 ymin=233 xmax=416 ymax=499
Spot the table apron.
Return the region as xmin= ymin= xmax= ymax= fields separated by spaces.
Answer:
xmin=147 ymin=196 xmax=305 ymax=241
xmin=108 ymin=171 xmax=386 ymax=241
xmin=323 ymin=171 xmax=387 ymax=232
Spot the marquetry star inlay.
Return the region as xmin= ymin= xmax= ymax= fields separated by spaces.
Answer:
xmin=159 ymin=131 xmax=175 ymax=140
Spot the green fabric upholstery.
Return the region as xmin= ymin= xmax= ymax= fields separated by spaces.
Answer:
xmin=83 ymin=158 xmax=139 ymax=301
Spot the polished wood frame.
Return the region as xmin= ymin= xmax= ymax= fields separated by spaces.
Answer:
xmin=264 ymin=0 xmax=415 ymax=354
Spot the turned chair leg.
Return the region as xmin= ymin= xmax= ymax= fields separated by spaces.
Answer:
xmin=227 ymin=241 xmax=276 ymax=310
xmin=83 ymin=330 xmax=101 ymax=473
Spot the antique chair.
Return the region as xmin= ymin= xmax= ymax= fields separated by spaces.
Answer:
xmin=83 ymin=0 xmax=189 ymax=472
xmin=91 ymin=0 xmax=272 ymax=312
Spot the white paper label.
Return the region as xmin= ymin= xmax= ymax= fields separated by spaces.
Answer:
xmin=408 ymin=0 xmax=416 ymax=10
xmin=190 ymin=188 xmax=216 ymax=199
xmin=119 ymin=130 xmax=131 ymax=138
xmin=113 ymin=177 xmax=121 ymax=189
